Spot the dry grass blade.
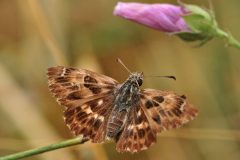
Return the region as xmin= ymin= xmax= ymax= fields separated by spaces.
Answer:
xmin=24 ymin=0 xmax=67 ymax=65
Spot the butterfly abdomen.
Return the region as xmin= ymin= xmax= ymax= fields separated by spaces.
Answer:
xmin=106 ymin=110 xmax=128 ymax=139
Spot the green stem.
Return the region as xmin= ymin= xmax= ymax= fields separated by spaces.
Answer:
xmin=0 ymin=137 xmax=87 ymax=160
xmin=216 ymin=29 xmax=240 ymax=49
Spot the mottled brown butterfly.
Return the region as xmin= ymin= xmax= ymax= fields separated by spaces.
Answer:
xmin=47 ymin=59 xmax=198 ymax=153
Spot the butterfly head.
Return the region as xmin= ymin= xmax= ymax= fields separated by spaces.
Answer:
xmin=129 ymin=72 xmax=144 ymax=86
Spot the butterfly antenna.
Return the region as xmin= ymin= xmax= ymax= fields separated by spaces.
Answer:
xmin=145 ymin=75 xmax=176 ymax=81
xmin=116 ymin=58 xmax=132 ymax=74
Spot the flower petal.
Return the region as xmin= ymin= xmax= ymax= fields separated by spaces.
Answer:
xmin=114 ymin=2 xmax=190 ymax=32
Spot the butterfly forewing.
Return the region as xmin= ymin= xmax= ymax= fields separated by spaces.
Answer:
xmin=47 ymin=66 xmax=119 ymax=142
xmin=140 ymin=89 xmax=198 ymax=132
xmin=48 ymin=66 xmax=118 ymax=107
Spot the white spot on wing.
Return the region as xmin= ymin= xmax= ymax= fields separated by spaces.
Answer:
xmin=93 ymin=114 xmax=104 ymax=121
xmin=81 ymin=104 xmax=88 ymax=110
xmin=141 ymin=146 xmax=148 ymax=150
xmin=127 ymin=125 xmax=134 ymax=130
xmin=60 ymin=67 xmax=66 ymax=77
xmin=106 ymin=136 xmax=112 ymax=140
xmin=98 ymin=99 xmax=103 ymax=106
xmin=85 ymin=107 xmax=93 ymax=114
xmin=98 ymin=116 xmax=104 ymax=122
xmin=179 ymin=101 xmax=186 ymax=111
xmin=137 ymin=110 xmax=141 ymax=117
xmin=93 ymin=114 xmax=98 ymax=119
xmin=137 ymin=122 xmax=148 ymax=129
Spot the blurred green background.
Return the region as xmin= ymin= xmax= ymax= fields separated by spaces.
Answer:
xmin=0 ymin=0 xmax=240 ymax=160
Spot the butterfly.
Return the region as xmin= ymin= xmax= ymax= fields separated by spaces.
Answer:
xmin=47 ymin=59 xmax=198 ymax=153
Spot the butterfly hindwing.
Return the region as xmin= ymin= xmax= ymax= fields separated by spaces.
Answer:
xmin=116 ymin=104 xmax=157 ymax=153
xmin=64 ymin=95 xmax=114 ymax=142
xmin=47 ymin=66 xmax=119 ymax=142
xmin=140 ymin=89 xmax=198 ymax=132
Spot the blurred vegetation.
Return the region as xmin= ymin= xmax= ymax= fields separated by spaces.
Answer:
xmin=0 ymin=0 xmax=240 ymax=160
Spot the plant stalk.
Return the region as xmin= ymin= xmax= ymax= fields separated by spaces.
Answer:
xmin=0 ymin=136 xmax=87 ymax=160
xmin=216 ymin=29 xmax=240 ymax=49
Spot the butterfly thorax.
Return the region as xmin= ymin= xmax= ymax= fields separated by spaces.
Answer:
xmin=115 ymin=75 xmax=142 ymax=110
xmin=106 ymin=72 xmax=143 ymax=139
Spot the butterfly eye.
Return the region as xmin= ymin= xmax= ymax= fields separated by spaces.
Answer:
xmin=137 ymin=79 xmax=143 ymax=86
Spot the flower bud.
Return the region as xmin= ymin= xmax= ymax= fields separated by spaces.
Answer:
xmin=113 ymin=2 xmax=190 ymax=33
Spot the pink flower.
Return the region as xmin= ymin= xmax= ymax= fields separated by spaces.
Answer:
xmin=113 ymin=2 xmax=191 ymax=33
